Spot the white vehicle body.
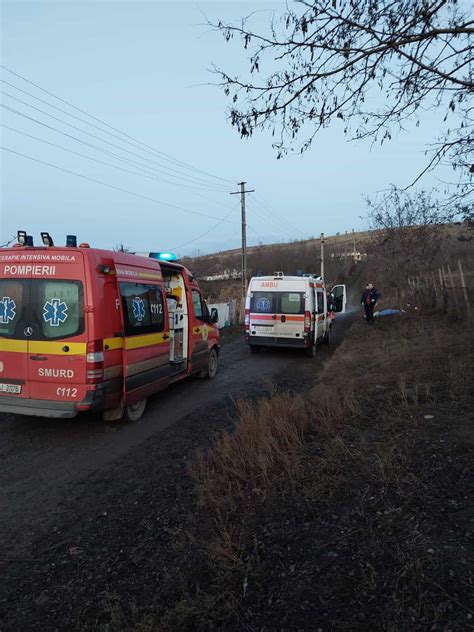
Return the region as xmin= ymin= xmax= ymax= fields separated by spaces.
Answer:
xmin=244 ymin=273 xmax=346 ymax=355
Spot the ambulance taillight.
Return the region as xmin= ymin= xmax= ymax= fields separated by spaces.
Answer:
xmin=86 ymin=340 xmax=104 ymax=384
xmin=244 ymin=308 xmax=250 ymax=330
xmin=304 ymin=311 xmax=311 ymax=332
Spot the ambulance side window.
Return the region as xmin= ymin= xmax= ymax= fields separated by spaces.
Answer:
xmin=0 ymin=280 xmax=25 ymax=338
xmin=120 ymin=283 xmax=165 ymax=335
xmin=35 ymin=280 xmax=84 ymax=340
xmin=192 ymin=289 xmax=203 ymax=321
xmin=317 ymin=291 xmax=324 ymax=314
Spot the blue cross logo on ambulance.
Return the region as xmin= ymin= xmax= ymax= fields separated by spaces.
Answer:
xmin=256 ymin=297 xmax=271 ymax=312
xmin=132 ymin=297 xmax=146 ymax=322
xmin=43 ymin=298 xmax=68 ymax=327
xmin=0 ymin=297 xmax=16 ymax=324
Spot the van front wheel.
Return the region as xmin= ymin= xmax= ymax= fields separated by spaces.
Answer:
xmin=200 ymin=348 xmax=218 ymax=379
xmin=124 ymin=398 xmax=147 ymax=422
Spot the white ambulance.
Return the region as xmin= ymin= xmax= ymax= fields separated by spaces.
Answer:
xmin=244 ymin=272 xmax=346 ymax=356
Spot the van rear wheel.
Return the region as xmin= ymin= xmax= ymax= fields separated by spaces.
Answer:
xmin=124 ymin=398 xmax=147 ymax=422
xmin=323 ymin=328 xmax=331 ymax=345
xmin=200 ymin=348 xmax=218 ymax=379
xmin=306 ymin=340 xmax=317 ymax=357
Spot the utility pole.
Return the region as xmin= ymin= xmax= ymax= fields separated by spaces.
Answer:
xmin=320 ymin=232 xmax=325 ymax=280
xmin=352 ymin=228 xmax=356 ymax=259
xmin=231 ymin=181 xmax=254 ymax=300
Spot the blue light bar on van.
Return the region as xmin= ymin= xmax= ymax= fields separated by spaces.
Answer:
xmin=149 ymin=252 xmax=177 ymax=261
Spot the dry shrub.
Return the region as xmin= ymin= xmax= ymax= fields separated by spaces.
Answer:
xmin=181 ymin=311 xmax=473 ymax=629
xmin=193 ymin=392 xmax=310 ymax=513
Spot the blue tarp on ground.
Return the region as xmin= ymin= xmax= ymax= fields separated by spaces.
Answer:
xmin=375 ymin=309 xmax=401 ymax=317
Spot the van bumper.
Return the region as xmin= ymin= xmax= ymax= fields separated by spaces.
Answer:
xmin=247 ymin=334 xmax=308 ymax=349
xmin=0 ymin=387 xmax=105 ymax=419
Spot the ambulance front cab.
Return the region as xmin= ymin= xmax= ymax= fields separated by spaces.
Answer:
xmin=244 ymin=272 xmax=346 ymax=357
xmin=0 ymin=232 xmax=220 ymax=421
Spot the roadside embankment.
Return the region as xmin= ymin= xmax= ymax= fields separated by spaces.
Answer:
xmin=161 ymin=310 xmax=473 ymax=631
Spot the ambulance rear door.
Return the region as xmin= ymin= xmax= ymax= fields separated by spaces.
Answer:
xmin=315 ymin=286 xmax=327 ymax=339
xmin=248 ymin=287 xmax=277 ymax=339
xmin=27 ymin=253 xmax=88 ymax=405
xmin=273 ymin=288 xmax=306 ymax=339
xmin=0 ymin=271 xmax=31 ymax=400
xmin=331 ymin=285 xmax=347 ymax=314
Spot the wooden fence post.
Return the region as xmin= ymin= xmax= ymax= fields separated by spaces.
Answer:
xmin=431 ymin=271 xmax=439 ymax=305
xmin=458 ymin=260 xmax=471 ymax=315
xmin=447 ymin=264 xmax=459 ymax=309
xmin=439 ymin=268 xmax=447 ymax=312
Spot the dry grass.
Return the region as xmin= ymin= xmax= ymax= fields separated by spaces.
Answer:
xmin=170 ymin=311 xmax=474 ymax=630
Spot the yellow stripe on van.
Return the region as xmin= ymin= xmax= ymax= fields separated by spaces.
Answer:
xmin=124 ymin=332 xmax=167 ymax=350
xmin=29 ymin=341 xmax=87 ymax=355
xmin=104 ymin=337 xmax=124 ymax=351
xmin=0 ymin=339 xmax=28 ymax=353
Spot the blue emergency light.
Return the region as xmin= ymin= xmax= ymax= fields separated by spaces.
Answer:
xmin=149 ymin=252 xmax=177 ymax=261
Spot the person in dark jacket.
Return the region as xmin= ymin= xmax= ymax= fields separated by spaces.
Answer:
xmin=361 ymin=283 xmax=378 ymax=324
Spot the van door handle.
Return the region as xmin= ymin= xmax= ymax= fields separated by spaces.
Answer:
xmin=30 ymin=355 xmax=47 ymax=361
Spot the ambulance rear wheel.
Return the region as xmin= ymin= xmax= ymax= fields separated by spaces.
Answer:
xmin=306 ymin=340 xmax=317 ymax=357
xmin=124 ymin=398 xmax=147 ymax=422
xmin=200 ymin=348 xmax=218 ymax=379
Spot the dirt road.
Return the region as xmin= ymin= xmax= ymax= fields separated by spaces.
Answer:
xmin=0 ymin=310 xmax=356 ymax=630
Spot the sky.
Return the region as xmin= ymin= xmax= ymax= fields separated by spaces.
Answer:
xmin=0 ymin=0 xmax=452 ymax=256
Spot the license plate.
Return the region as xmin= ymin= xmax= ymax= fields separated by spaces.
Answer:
xmin=0 ymin=383 xmax=22 ymax=394
xmin=253 ymin=326 xmax=274 ymax=334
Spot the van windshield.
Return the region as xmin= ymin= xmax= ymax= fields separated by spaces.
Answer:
xmin=250 ymin=291 xmax=305 ymax=315
xmin=0 ymin=279 xmax=84 ymax=340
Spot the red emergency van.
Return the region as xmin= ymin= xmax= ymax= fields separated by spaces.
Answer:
xmin=0 ymin=233 xmax=220 ymax=421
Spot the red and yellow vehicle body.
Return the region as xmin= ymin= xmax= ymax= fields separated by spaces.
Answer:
xmin=0 ymin=243 xmax=219 ymax=419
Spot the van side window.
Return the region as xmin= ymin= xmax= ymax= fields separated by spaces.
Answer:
xmin=36 ymin=280 xmax=84 ymax=339
xmin=280 ymin=292 xmax=304 ymax=315
xmin=120 ymin=283 xmax=165 ymax=335
xmin=192 ymin=289 xmax=204 ymax=320
xmin=250 ymin=292 xmax=275 ymax=313
xmin=0 ymin=280 xmax=26 ymax=338
xmin=317 ymin=291 xmax=324 ymax=314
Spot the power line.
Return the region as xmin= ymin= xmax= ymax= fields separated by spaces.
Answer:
xmin=254 ymin=192 xmax=306 ymax=237
xmin=0 ymin=123 xmax=231 ymax=198
xmin=171 ymin=203 xmax=239 ymax=252
xmin=1 ymin=101 xmax=228 ymax=192
xmin=1 ymin=122 xmax=242 ymax=219
xmin=1 ymin=146 xmax=240 ymax=224
xmin=0 ymin=92 xmax=230 ymax=190
xmin=1 ymin=78 xmax=226 ymax=184
xmin=248 ymin=200 xmax=293 ymax=236
xmin=0 ymin=65 xmax=235 ymax=185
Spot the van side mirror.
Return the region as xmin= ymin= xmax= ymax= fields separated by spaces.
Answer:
xmin=210 ymin=308 xmax=219 ymax=324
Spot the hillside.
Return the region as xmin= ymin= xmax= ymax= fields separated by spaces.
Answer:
xmin=182 ymin=222 xmax=471 ymax=302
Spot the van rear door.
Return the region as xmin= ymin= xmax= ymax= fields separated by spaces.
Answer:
xmin=27 ymin=255 xmax=88 ymax=405
xmin=0 ymin=277 xmax=30 ymax=399
xmin=331 ymin=285 xmax=347 ymax=313
xmin=274 ymin=291 xmax=305 ymax=338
